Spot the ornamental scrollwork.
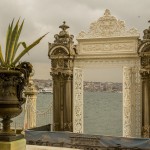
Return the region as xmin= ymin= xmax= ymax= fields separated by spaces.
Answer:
xmin=73 ymin=68 xmax=83 ymax=133
xmin=80 ymin=42 xmax=135 ymax=54
xmin=77 ymin=9 xmax=139 ymax=39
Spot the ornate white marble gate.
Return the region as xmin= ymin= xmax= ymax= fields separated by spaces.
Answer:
xmin=73 ymin=9 xmax=141 ymax=137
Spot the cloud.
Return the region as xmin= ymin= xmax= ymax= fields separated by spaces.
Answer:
xmin=0 ymin=0 xmax=149 ymax=80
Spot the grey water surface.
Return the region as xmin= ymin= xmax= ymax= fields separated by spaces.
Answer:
xmin=36 ymin=91 xmax=122 ymax=136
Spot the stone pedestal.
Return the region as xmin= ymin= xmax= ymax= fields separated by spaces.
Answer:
xmin=0 ymin=138 xmax=26 ymax=150
xmin=52 ymin=72 xmax=73 ymax=131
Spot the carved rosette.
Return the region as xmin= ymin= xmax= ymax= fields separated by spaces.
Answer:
xmin=73 ymin=68 xmax=83 ymax=133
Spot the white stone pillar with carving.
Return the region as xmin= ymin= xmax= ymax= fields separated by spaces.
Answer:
xmin=123 ymin=66 xmax=141 ymax=137
xmin=24 ymin=76 xmax=38 ymax=129
xmin=123 ymin=67 xmax=133 ymax=137
xmin=73 ymin=68 xmax=84 ymax=133
xmin=133 ymin=66 xmax=141 ymax=137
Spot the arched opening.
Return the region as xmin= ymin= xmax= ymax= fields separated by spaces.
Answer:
xmin=83 ymin=67 xmax=123 ymax=136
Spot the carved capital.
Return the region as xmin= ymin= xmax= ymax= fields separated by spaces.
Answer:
xmin=50 ymin=71 xmax=73 ymax=81
xmin=140 ymin=69 xmax=150 ymax=80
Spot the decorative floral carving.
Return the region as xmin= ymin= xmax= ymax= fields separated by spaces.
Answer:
xmin=80 ymin=42 xmax=135 ymax=54
xmin=77 ymin=9 xmax=139 ymax=39
xmin=74 ymin=59 xmax=141 ymax=137
xmin=73 ymin=68 xmax=83 ymax=133
xmin=134 ymin=65 xmax=142 ymax=137
xmin=123 ymin=67 xmax=132 ymax=137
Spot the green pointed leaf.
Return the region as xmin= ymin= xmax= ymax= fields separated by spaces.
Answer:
xmin=7 ymin=19 xmax=20 ymax=64
xmin=0 ymin=45 xmax=5 ymax=65
xmin=12 ymin=20 xmax=24 ymax=61
xmin=22 ymin=42 xmax=27 ymax=48
xmin=5 ymin=19 xmax=14 ymax=62
xmin=13 ymin=33 xmax=48 ymax=65
xmin=15 ymin=41 xmax=27 ymax=52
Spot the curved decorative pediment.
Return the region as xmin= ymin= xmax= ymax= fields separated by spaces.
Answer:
xmin=50 ymin=46 xmax=69 ymax=56
xmin=138 ymin=24 xmax=150 ymax=54
xmin=77 ymin=9 xmax=139 ymax=39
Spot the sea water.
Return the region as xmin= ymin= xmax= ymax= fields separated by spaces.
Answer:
xmin=12 ymin=91 xmax=122 ymax=136
xmin=36 ymin=91 xmax=122 ymax=136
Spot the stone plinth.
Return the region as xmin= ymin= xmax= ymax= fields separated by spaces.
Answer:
xmin=0 ymin=138 xmax=26 ymax=150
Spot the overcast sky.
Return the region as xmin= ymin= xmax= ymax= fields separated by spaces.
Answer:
xmin=0 ymin=0 xmax=149 ymax=82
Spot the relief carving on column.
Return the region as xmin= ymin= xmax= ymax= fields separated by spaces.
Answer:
xmin=123 ymin=67 xmax=132 ymax=137
xmin=132 ymin=65 xmax=141 ymax=137
xmin=73 ymin=68 xmax=83 ymax=133
xmin=123 ymin=66 xmax=141 ymax=137
xmin=77 ymin=9 xmax=139 ymax=39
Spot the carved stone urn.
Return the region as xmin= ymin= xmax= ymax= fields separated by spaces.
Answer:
xmin=0 ymin=62 xmax=32 ymax=138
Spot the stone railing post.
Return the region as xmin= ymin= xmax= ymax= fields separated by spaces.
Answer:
xmin=24 ymin=76 xmax=38 ymax=129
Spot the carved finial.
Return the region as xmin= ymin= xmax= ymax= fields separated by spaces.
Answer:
xmin=52 ymin=22 xmax=74 ymax=45
xmin=104 ymin=9 xmax=111 ymax=16
xmin=59 ymin=21 xmax=69 ymax=31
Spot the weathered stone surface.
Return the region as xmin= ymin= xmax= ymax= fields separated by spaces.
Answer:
xmin=0 ymin=138 xmax=26 ymax=150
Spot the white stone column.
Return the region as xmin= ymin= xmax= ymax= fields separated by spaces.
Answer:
xmin=73 ymin=68 xmax=84 ymax=133
xmin=123 ymin=67 xmax=134 ymax=137
xmin=24 ymin=77 xmax=38 ymax=129
xmin=133 ymin=66 xmax=141 ymax=137
xmin=123 ymin=66 xmax=141 ymax=137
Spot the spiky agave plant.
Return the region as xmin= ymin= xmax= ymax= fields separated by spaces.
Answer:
xmin=0 ymin=19 xmax=47 ymax=69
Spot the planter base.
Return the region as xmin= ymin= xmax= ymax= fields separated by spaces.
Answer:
xmin=0 ymin=138 xmax=26 ymax=150
xmin=0 ymin=134 xmax=24 ymax=142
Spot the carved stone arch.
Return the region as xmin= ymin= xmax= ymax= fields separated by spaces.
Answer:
xmin=74 ymin=9 xmax=141 ymax=137
xmin=48 ymin=45 xmax=69 ymax=57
